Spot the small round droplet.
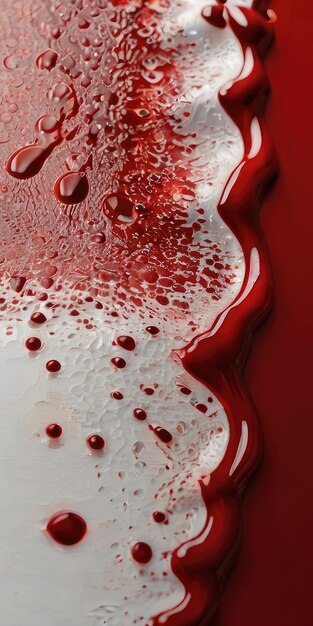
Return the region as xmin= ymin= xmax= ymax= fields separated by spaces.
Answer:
xmin=111 ymin=391 xmax=123 ymax=400
xmin=46 ymin=511 xmax=87 ymax=545
xmin=153 ymin=511 xmax=167 ymax=524
xmin=46 ymin=423 xmax=62 ymax=439
xmin=30 ymin=312 xmax=47 ymax=324
xmin=116 ymin=335 xmax=136 ymax=351
xmin=87 ymin=434 xmax=105 ymax=451
xmin=133 ymin=408 xmax=147 ymax=421
xmin=111 ymin=357 xmax=126 ymax=369
xmin=25 ymin=336 xmax=42 ymax=351
xmin=46 ymin=359 xmax=61 ymax=373
xmin=146 ymin=326 xmax=160 ymax=335
xmin=131 ymin=541 xmax=152 ymax=564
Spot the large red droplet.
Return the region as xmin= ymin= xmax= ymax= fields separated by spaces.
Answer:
xmin=46 ymin=511 xmax=87 ymax=546
xmin=36 ymin=49 xmax=58 ymax=71
xmin=131 ymin=541 xmax=153 ymax=564
xmin=116 ymin=335 xmax=136 ymax=351
xmin=146 ymin=326 xmax=160 ymax=335
xmin=103 ymin=193 xmax=135 ymax=223
xmin=150 ymin=425 xmax=173 ymax=444
xmin=111 ymin=357 xmax=126 ymax=369
xmin=46 ymin=423 xmax=63 ymax=439
xmin=54 ymin=171 xmax=89 ymax=205
xmin=25 ymin=336 xmax=42 ymax=351
xmin=87 ymin=434 xmax=105 ymax=451
xmin=153 ymin=511 xmax=167 ymax=524
xmin=46 ymin=359 xmax=61 ymax=373
xmin=30 ymin=312 xmax=47 ymax=324
xmin=10 ymin=276 xmax=26 ymax=292
xmin=133 ymin=408 xmax=147 ymax=421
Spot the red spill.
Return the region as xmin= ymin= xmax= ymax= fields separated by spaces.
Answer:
xmin=131 ymin=541 xmax=153 ymax=564
xmin=46 ymin=359 xmax=61 ymax=373
xmin=25 ymin=336 xmax=42 ymax=351
xmin=87 ymin=434 xmax=105 ymax=451
xmin=46 ymin=423 xmax=63 ymax=439
xmin=111 ymin=357 xmax=126 ymax=369
xmin=46 ymin=511 xmax=87 ymax=546
xmin=116 ymin=335 xmax=136 ymax=351
xmin=30 ymin=312 xmax=47 ymax=324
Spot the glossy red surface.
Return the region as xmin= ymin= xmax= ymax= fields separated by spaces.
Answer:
xmin=215 ymin=1 xmax=313 ymax=624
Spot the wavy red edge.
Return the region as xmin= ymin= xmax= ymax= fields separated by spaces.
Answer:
xmin=151 ymin=3 xmax=278 ymax=625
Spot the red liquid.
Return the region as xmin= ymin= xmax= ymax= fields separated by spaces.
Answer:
xmin=131 ymin=541 xmax=153 ymax=565
xmin=116 ymin=336 xmax=136 ymax=351
xmin=36 ymin=49 xmax=58 ymax=71
xmin=150 ymin=3 xmax=278 ymax=625
xmin=111 ymin=357 xmax=126 ymax=369
xmin=46 ymin=360 xmax=61 ymax=373
xmin=30 ymin=312 xmax=47 ymax=324
xmin=87 ymin=434 xmax=105 ymax=451
xmin=150 ymin=426 xmax=173 ymax=445
xmin=134 ymin=408 xmax=147 ymax=421
xmin=46 ymin=423 xmax=63 ymax=439
xmin=0 ymin=0 xmax=292 ymax=623
xmin=153 ymin=512 xmax=167 ymax=524
xmin=46 ymin=511 xmax=87 ymax=546
xmin=54 ymin=171 xmax=89 ymax=205
xmin=25 ymin=337 xmax=42 ymax=351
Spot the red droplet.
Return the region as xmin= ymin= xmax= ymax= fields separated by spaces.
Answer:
xmin=150 ymin=425 xmax=173 ymax=444
xmin=10 ymin=276 xmax=26 ymax=292
xmin=180 ymin=386 xmax=192 ymax=395
xmin=30 ymin=311 xmax=47 ymax=324
xmin=196 ymin=403 xmax=207 ymax=414
xmin=46 ymin=511 xmax=87 ymax=546
xmin=143 ymin=387 xmax=154 ymax=395
xmin=25 ymin=336 xmax=42 ymax=351
xmin=46 ymin=359 xmax=61 ymax=373
xmin=36 ymin=49 xmax=58 ymax=71
xmin=131 ymin=541 xmax=153 ymax=564
xmin=153 ymin=511 xmax=167 ymax=524
xmin=6 ymin=131 xmax=60 ymax=179
xmin=91 ymin=232 xmax=106 ymax=244
xmin=46 ymin=423 xmax=62 ymax=439
xmin=87 ymin=434 xmax=105 ymax=451
xmin=54 ymin=171 xmax=89 ymax=205
xmin=111 ymin=391 xmax=123 ymax=400
xmin=133 ymin=408 xmax=147 ymax=421
xmin=116 ymin=335 xmax=136 ymax=351
xmin=111 ymin=357 xmax=126 ymax=369
xmin=103 ymin=193 xmax=135 ymax=223
xmin=146 ymin=326 xmax=160 ymax=335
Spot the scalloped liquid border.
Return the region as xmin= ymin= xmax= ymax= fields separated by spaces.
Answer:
xmin=151 ymin=3 xmax=278 ymax=625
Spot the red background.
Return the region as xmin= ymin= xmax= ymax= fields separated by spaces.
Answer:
xmin=214 ymin=1 xmax=313 ymax=625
